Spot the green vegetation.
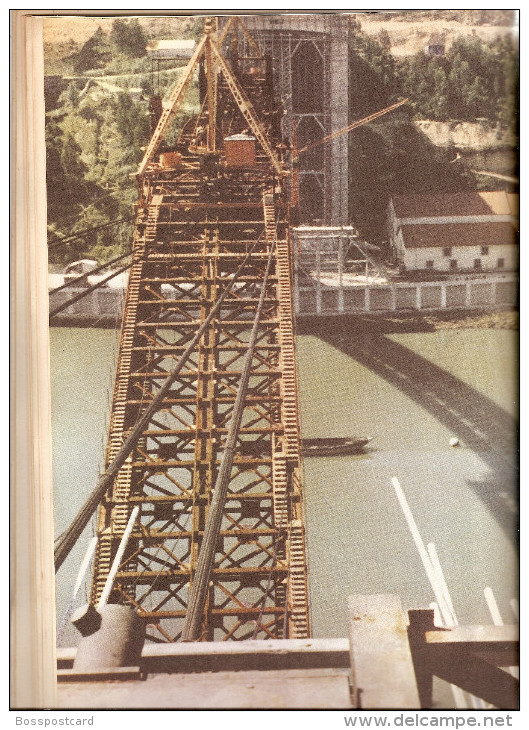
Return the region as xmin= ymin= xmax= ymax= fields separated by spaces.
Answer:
xmin=348 ymin=19 xmax=397 ymax=115
xmin=398 ymin=35 xmax=518 ymax=127
xmin=365 ymin=9 xmax=516 ymax=25
xmin=110 ymin=18 xmax=148 ymax=58
xmin=349 ymin=18 xmax=518 ymax=129
xmin=46 ymin=74 xmax=147 ymax=264
xmin=69 ymin=26 xmax=113 ymax=74
xmin=45 ymin=19 xmax=200 ymax=265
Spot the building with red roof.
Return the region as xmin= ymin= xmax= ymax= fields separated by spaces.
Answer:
xmin=387 ymin=191 xmax=518 ymax=274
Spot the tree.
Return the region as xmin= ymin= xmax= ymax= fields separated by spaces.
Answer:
xmin=45 ymin=116 xmax=67 ymax=221
xmin=59 ymin=80 xmax=81 ymax=109
xmin=60 ymin=134 xmax=87 ymax=189
xmin=113 ymin=91 xmax=150 ymax=165
xmin=110 ymin=19 xmax=147 ymax=58
xmin=378 ymin=29 xmax=392 ymax=54
xmin=397 ymin=34 xmax=518 ymax=124
xmin=71 ymin=26 xmax=112 ymax=73
xmin=348 ymin=30 xmax=400 ymax=117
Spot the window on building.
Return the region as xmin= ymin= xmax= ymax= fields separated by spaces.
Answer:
xmin=449 ymin=259 xmax=458 ymax=270
xmin=481 ymin=245 xmax=489 ymax=255
xmin=425 ymin=260 xmax=434 ymax=269
xmin=443 ymin=247 xmax=452 ymax=257
xmin=497 ymin=258 xmax=505 ymax=269
xmin=474 ymin=259 xmax=482 ymax=270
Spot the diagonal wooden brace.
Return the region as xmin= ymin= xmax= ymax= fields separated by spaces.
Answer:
xmin=408 ymin=609 xmax=519 ymax=710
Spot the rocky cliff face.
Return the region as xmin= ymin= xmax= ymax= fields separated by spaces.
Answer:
xmin=414 ymin=120 xmax=517 ymax=151
xmin=360 ymin=10 xmax=518 ymax=58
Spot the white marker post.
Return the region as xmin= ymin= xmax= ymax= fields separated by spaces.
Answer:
xmin=97 ymin=506 xmax=139 ymax=610
xmin=391 ymin=478 xmax=454 ymax=624
xmin=484 ymin=586 xmax=503 ymax=626
xmin=391 ymin=477 xmax=467 ymax=709
xmin=429 ymin=602 xmax=442 ymax=626
xmin=427 ymin=542 xmax=457 ymax=626
xmin=484 ymin=586 xmax=519 ymax=680
xmin=57 ymin=535 xmax=99 ymax=642
xmin=73 ymin=536 xmax=98 ymax=598
xmin=427 ymin=542 xmax=484 ymax=709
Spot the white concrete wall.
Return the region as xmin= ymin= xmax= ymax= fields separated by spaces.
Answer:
xmin=49 ymin=286 xmax=124 ymax=323
xmin=403 ymin=243 xmax=518 ymax=272
xmin=295 ymin=273 xmax=518 ymax=316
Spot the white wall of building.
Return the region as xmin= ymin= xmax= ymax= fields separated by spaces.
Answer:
xmin=403 ymin=243 xmax=518 ymax=272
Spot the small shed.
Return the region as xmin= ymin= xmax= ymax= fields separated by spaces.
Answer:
xmin=424 ymin=33 xmax=446 ymax=57
xmin=146 ymin=39 xmax=197 ymax=59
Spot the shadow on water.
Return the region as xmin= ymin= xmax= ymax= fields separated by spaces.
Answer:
xmin=303 ymin=317 xmax=519 ymax=542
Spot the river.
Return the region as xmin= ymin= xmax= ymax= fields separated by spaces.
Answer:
xmin=50 ymin=322 xmax=519 ymax=652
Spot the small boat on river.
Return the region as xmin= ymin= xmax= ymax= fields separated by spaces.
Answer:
xmin=301 ymin=436 xmax=372 ymax=457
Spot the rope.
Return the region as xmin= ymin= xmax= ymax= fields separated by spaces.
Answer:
xmin=48 ymin=217 xmax=134 ymax=249
xmin=49 ymin=251 xmax=132 ymax=295
xmin=182 ymin=241 xmax=276 ymax=641
xmin=54 ymin=236 xmax=263 ymax=571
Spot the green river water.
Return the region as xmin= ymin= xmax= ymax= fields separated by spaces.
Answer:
xmin=50 ymin=324 xmax=519 ymax=651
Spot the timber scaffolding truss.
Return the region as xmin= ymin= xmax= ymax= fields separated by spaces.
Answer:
xmin=89 ymin=18 xmax=310 ymax=643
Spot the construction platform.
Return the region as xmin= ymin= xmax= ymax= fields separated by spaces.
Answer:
xmin=55 ymin=595 xmax=519 ymax=710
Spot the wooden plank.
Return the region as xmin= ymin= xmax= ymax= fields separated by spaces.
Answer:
xmin=426 ymin=627 xmax=519 ymax=668
xmin=348 ymin=594 xmax=420 ymax=709
xmin=56 ymin=668 xmax=353 ymax=709
xmin=408 ymin=609 xmax=519 ymax=709
xmin=58 ymin=638 xmax=350 ymax=673
xmin=57 ymin=667 xmax=142 ymax=683
xmin=425 ymin=624 xmax=518 ymax=646
xmin=143 ymin=637 xmax=348 ymax=670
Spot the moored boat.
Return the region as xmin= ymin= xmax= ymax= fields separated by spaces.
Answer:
xmin=301 ymin=436 xmax=372 ymax=457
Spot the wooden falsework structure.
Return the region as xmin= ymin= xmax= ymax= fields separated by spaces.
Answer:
xmin=55 ymin=595 xmax=518 ymax=709
xmin=87 ymin=18 xmax=310 ymax=642
xmin=348 ymin=596 xmax=519 ymax=710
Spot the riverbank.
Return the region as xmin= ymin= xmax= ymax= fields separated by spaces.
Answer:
xmin=421 ymin=308 xmax=518 ymax=330
xmin=296 ymin=306 xmax=518 ymax=336
xmin=50 ymin=305 xmax=518 ymax=333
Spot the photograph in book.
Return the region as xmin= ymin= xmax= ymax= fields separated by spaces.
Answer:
xmin=36 ymin=9 xmax=520 ymax=709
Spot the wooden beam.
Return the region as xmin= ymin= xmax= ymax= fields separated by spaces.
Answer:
xmin=408 ymin=609 xmax=519 ymax=709
xmin=425 ymin=624 xmax=519 ymax=668
xmin=137 ymin=34 xmax=208 ymax=176
xmin=208 ymin=37 xmax=283 ymax=176
xmin=428 ymin=650 xmax=519 ymax=709
xmin=348 ymin=595 xmax=420 ymax=709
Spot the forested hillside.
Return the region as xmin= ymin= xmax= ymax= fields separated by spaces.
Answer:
xmin=347 ymin=15 xmax=518 ymax=243
xmin=348 ymin=16 xmax=518 ymax=126
xmin=45 ymin=17 xmax=201 ymax=265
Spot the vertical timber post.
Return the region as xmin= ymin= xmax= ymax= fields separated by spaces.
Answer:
xmin=348 ymin=595 xmax=420 ymax=709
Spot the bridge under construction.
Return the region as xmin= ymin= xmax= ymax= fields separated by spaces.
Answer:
xmin=46 ymin=16 xmax=518 ymax=710
xmin=55 ymin=17 xmax=310 ymax=646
